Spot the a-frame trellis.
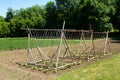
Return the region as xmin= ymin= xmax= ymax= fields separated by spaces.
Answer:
xmin=23 ymin=23 xmax=111 ymax=72
xmin=25 ymin=28 xmax=50 ymax=66
xmin=51 ymin=21 xmax=77 ymax=70
xmin=25 ymin=21 xmax=78 ymax=71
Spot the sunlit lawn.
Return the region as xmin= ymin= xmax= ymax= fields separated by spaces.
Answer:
xmin=54 ymin=53 xmax=120 ymax=80
xmin=0 ymin=37 xmax=83 ymax=50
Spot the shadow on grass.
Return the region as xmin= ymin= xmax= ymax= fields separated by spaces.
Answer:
xmin=110 ymin=37 xmax=120 ymax=43
xmin=111 ymin=37 xmax=120 ymax=40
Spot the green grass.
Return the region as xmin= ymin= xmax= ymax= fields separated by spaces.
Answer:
xmin=0 ymin=37 xmax=83 ymax=50
xmin=35 ymin=39 xmax=86 ymax=47
xmin=0 ymin=37 xmax=28 ymax=50
xmin=54 ymin=54 xmax=120 ymax=80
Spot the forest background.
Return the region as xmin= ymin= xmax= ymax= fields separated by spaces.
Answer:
xmin=0 ymin=0 xmax=120 ymax=37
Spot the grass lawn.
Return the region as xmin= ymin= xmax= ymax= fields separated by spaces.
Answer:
xmin=0 ymin=37 xmax=28 ymax=50
xmin=54 ymin=53 xmax=120 ymax=80
xmin=0 ymin=37 xmax=83 ymax=50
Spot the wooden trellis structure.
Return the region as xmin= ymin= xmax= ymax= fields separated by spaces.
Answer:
xmin=23 ymin=23 xmax=111 ymax=72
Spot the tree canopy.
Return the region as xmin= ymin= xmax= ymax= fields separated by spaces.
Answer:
xmin=0 ymin=0 xmax=119 ymax=37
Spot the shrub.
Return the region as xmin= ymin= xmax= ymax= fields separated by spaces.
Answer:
xmin=0 ymin=22 xmax=10 ymax=37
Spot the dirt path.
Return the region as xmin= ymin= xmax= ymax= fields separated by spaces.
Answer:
xmin=0 ymin=49 xmax=58 ymax=80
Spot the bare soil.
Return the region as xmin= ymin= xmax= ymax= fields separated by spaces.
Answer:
xmin=0 ymin=39 xmax=119 ymax=80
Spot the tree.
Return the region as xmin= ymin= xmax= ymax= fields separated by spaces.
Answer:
xmin=0 ymin=16 xmax=10 ymax=37
xmin=54 ymin=0 xmax=115 ymax=31
xmin=8 ymin=5 xmax=46 ymax=37
xmin=45 ymin=1 xmax=57 ymax=29
xmin=0 ymin=22 xmax=10 ymax=37
xmin=55 ymin=0 xmax=74 ymax=28
xmin=5 ymin=7 xmax=14 ymax=22
xmin=77 ymin=0 xmax=115 ymax=31
xmin=111 ymin=0 xmax=120 ymax=31
xmin=15 ymin=5 xmax=46 ymax=28
xmin=0 ymin=16 xmax=4 ymax=22
xmin=8 ymin=17 xmax=26 ymax=37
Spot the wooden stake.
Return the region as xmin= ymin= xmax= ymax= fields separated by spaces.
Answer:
xmin=104 ymin=31 xmax=109 ymax=55
xmin=88 ymin=24 xmax=95 ymax=61
xmin=56 ymin=21 xmax=65 ymax=70
xmin=62 ymin=34 xmax=75 ymax=61
xmin=80 ymin=29 xmax=87 ymax=54
xmin=57 ymin=62 xmax=77 ymax=70
xmin=25 ymin=28 xmax=31 ymax=66
xmin=25 ymin=28 xmax=36 ymax=65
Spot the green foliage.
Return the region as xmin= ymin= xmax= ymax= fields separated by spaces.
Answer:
xmin=77 ymin=0 xmax=115 ymax=31
xmin=0 ymin=16 xmax=10 ymax=37
xmin=45 ymin=1 xmax=57 ymax=29
xmin=8 ymin=5 xmax=46 ymax=37
xmin=111 ymin=0 xmax=120 ymax=31
xmin=55 ymin=0 xmax=77 ymax=29
xmin=0 ymin=22 xmax=10 ymax=37
xmin=9 ymin=17 xmax=26 ymax=37
xmin=0 ymin=0 xmax=119 ymax=37
xmin=52 ymin=0 xmax=115 ymax=31
xmin=0 ymin=16 xmax=5 ymax=22
xmin=15 ymin=5 xmax=46 ymax=28
xmin=5 ymin=7 xmax=14 ymax=22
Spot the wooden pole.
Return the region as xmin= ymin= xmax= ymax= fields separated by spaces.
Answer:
xmin=37 ymin=46 xmax=49 ymax=60
xmin=90 ymin=24 xmax=95 ymax=54
xmin=25 ymin=28 xmax=36 ymax=66
xmin=104 ymin=31 xmax=109 ymax=55
xmin=62 ymin=34 xmax=75 ymax=62
xmin=108 ymin=37 xmax=111 ymax=53
xmin=80 ymin=29 xmax=87 ymax=53
xmin=105 ymin=31 xmax=111 ymax=53
xmin=88 ymin=24 xmax=95 ymax=61
xmin=56 ymin=21 xmax=65 ymax=70
xmin=25 ymin=28 xmax=31 ymax=66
